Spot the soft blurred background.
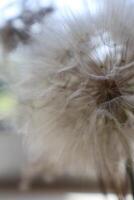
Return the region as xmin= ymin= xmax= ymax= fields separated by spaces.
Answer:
xmin=0 ymin=0 xmax=132 ymax=199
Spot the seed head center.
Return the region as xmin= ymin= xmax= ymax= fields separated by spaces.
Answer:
xmin=96 ymin=79 xmax=121 ymax=105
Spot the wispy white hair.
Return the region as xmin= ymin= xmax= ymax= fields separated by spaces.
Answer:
xmin=7 ymin=0 xmax=134 ymax=195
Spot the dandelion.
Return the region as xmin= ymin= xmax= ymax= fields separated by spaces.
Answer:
xmin=8 ymin=0 xmax=134 ymax=197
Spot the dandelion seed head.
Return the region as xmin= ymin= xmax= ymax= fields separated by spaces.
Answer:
xmin=7 ymin=0 xmax=134 ymax=196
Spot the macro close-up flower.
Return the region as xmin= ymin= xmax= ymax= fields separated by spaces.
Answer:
xmin=2 ymin=0 xmax=134 ymax=198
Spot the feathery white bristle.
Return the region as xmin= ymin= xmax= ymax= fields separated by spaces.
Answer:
xmin=6 ymin=0 xmax=134 ymax=194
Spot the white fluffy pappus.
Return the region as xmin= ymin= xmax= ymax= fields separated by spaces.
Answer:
xmin=7 ymin=0 xmax=134 ymax=195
